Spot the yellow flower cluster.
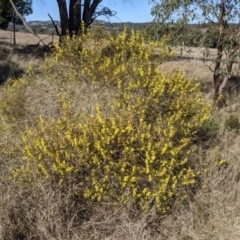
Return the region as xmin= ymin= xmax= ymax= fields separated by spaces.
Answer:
xmin=10 ymin=27 xmax=210 ymax=214
xmin=45 ymin=27 xmax=173 ymax=86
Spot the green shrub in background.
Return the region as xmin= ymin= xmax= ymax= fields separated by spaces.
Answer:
xmin=8 ymin=28 xmax=210 ymax=214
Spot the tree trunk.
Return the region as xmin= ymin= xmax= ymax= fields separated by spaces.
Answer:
xmin=13 ymin=17 xmax=16 ymax=46
xmin=82 ymin=0 xmax=102 ymax=28
xmin=216 ymin=53 xmax=234 ymax=106
xmin=56 ymin=0 xmax=69 ymax=36
xmin=213 ymin=0 xmax=227 ymax=107
xmin=213 ymin=45 xmax=223 ymax=102
xmin=56 ymin=0 xmax=103 ymax=37
xmin=69 ymin=0 xmax=80 ymax=35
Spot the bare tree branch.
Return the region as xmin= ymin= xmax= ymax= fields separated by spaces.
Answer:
xmin=48 ymin=13 xmax=60 ymax=37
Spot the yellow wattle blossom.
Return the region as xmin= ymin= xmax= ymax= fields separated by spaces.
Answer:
xmin=9 ymin=26 xmax=210 ymax=215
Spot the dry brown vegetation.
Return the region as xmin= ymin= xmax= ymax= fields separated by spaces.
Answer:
xmin=0 ymin=29 xmax=59 ymax=46
xmin=1 ymin=30 xmax=240 ymax=240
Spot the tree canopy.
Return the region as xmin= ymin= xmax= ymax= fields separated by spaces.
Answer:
xmin=0 ymin=0 xmax=32 ymax=30
xmin=149 ymin=0 xmax=240 ymax=106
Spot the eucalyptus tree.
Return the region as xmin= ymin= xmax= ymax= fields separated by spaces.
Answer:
xmin=0 ymin=0 xmax=32 ymax=30
xmin=0 ymin=0 xmax=32 ymax=45
xmin=56 ymin=0 xmax=116 ymax=36
xmin=149 ymin=0 xmax=240 ymax=106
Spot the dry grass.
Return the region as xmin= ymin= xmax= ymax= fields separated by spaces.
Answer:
xmin=1 ymin=33 xmax=240 ymax=240
xmin=0 ymin=29 xmax=59 ymax=74
xmin=0 ymin=29 xmax=59 ymax=46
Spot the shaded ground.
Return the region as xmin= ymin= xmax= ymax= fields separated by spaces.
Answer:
xmin=0 ymin=29 xmax=58 ymax=58
xmin=0 ymin=61 xmax=24 ymax=85
xmin=0 ymin=30 xmax=57 ymax=61
xmin=0 ymin=39 xmax=52 ymax=85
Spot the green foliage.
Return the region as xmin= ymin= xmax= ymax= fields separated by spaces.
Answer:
xmin=149 ymin=0 xmax=240 ymax=105
xmin=224 ymin=115 xmax=240 ymax=131
xmin=203 ymin=28 xmax=219 ymax=48
xmin=0 ymin=0 xmax=32 ymax=30
xmin=202 ymin=119 xmax=219 ymax=132
xmin=141 ymin=23 xmax=203 ymax=47
xmin=9 ymin=28 xmax=210 ymax=214
xmin=197 ymin=119 xmax=219 ymax=140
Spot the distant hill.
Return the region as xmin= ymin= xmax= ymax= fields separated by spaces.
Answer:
xmin=5 ymin=20 xmax=60 ymax=35
xmin=7 ymin=20 xmax=150 ymax=33
xmin=27 ymin=20 xmax=61 ymax=26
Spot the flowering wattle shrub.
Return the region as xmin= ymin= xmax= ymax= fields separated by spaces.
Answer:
xmin=9 ymin=28 xmax=210 ymax=214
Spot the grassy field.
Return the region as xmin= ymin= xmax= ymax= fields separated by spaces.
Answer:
xmin=1 ymin=29 xmax=240 ymax=240
xmin=0 ymin=29 xmax=59 ymax=46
